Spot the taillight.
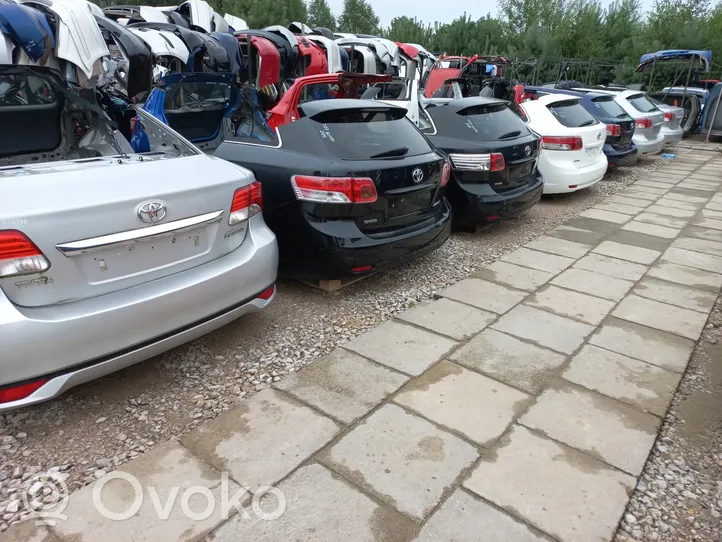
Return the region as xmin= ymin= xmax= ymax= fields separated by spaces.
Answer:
xmin=541 ymin=136 xmax=583 ymax=151
xmin=256 ymin=285 xmax=275 ymax=300
xmin=490 ymin=153 xmax=505 ymax=171
xmin=290 ymin=176 xmax=377 ymax=204
xmin=663 ymin=112 xmax=675 ymax=122
xmin=605 ymin=124 xmax=622 ymax=137
xmin=229 ymin=182 xmax=263 ymax=225
xmin=441 ymin=160 xmax=451 ymax=187
xmin=0 ymin=230 xmax=50 ymax=278
xmin=0 ymin=378 xmax=48 ymax=404
xmin=635 ymin=118 xmax=652 ymax=129
xmin=447 ymin=153 xmax=505 ymax=171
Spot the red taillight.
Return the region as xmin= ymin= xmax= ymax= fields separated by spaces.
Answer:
xmin=635 ymin=118 xmax=652 ymax=129
xmin=664 ymin=112 xmax=675 ymax=122
xmin=0 ymin=230 xmax=50 ymax=278
xmin=0 ymin=379 xmax=48 ymax=404
xmin=352 ymin=265 xmax=373 ymax=273
xmin=487 ymin=215 xmax=500 ymax=221
xmin=229 ymin=182 xmax=263 ymax=225
xmin=541 ymin=136 xmax=583 ymax=151
xmin=568 ymin=185 xmax=578 ymax=189
xmin=490 ymin=153 xmax=505 ymax=171
xmin=441 ymin=160 xmax=451 ymax=187
xmin=605 ymin=124 xmax=622 ymax=137
xmin=291 ymin=176 xmax=377 ymax=204
xmin=256 ymin=285 xmax=275 ymax=300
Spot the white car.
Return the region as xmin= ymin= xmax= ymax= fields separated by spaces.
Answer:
xmin=520 ymin=94 xmax=607 ymax=194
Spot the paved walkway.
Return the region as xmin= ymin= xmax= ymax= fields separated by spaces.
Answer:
xmin=6 ymin=150 xmax=722 ymax=542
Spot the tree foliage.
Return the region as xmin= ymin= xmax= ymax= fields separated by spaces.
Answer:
xmin=307 ymin=0 xmax=336 ymax=30
xmin=337 ymin=0 xmax=380 ymax=35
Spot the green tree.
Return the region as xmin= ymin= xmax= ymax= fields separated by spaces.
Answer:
xmin=307 ymin=0 xmax=336 ymax=30
xmin=337 ymin=0 xmax=380 ymax=34
xmin=385 ymin=16 xmax=433 ymax=45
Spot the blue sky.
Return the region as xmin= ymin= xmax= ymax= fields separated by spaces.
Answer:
xmin=326 ymin=0 xmax=658 ymax=28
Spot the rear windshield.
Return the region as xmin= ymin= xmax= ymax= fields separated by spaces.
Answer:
xmin=456 ymin=104 xmax=530 ymax=140
xmin=547 ymin=100 xmax=598 ymax=128
xmin=163 ymin=80 xmax=232 ymax=111
xmin=627 ymin=93 xmax=659 ymax=113
xmin=360 ymin=81 xmax=410 ymax=100
xmin=309 ymin=109 xmax=434 ymax=160
xmin=590 ymin=96 xmax=628 ymax=119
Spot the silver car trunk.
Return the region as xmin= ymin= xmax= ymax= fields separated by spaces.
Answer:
xmin=0 ymin=154 xmax=252 ymax=307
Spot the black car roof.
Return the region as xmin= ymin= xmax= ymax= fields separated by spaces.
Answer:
xmin=298 ymin=98 xmax=404 ymax=118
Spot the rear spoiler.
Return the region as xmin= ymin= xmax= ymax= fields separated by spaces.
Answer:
xmin=298 ymin=99 xmax=407 ymax=120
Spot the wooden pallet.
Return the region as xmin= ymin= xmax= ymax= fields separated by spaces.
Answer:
xmin=298 ymin=274 xmax=374 ymax=292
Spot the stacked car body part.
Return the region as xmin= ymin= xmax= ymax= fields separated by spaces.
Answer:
xmin=0 ymin=1 xmax=702 ymax=409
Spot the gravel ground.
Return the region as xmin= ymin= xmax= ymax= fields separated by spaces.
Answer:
xmin=615 ymin=296 xmax=722 ymax=542
xmin=0 ymin=154 xmax=684 ymax=533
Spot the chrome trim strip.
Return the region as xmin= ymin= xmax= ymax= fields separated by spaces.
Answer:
xmin=56 ymin=210 xmax=224 ymax=257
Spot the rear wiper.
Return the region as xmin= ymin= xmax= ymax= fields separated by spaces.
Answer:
xmin=579 ymin=120 xmax=596 ymax=127
xmin=370 ymin=146 xmax=409 ymax=159
xmin=617 ymin=113 xmax=628 ymax=118
xmin=498 ymin=130 xmax=522 ymax=139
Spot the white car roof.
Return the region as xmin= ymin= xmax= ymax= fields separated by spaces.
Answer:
xmin=178 ymin=0 xmax=213 ymax=32
xmin=224 ymin=14 xmax=247 ymax=30
xmin=529 ymin=93 xmax=581 ymax=106
xmin=129 ymin=27 xmax=189 ymax=63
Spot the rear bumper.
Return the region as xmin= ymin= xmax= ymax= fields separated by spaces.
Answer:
xmin=604 ymin=144 xmax=639 ymax=168
xmin=634 ymin=134 xmax=666 ymax=155
xmin=278 ymin=199 xmax=452 ymax=281
xmin=0 ymin=215 xmax=279 ymax=410
xmin=661 ymin=125 xmax=684 ymax=143
xmin=539 ymin=155 xmax=608 ymax=195
xmin=448 ymin=174 xmax=543 ymax=228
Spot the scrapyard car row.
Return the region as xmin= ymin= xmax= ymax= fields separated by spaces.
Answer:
xmin=0 ymin=0 xmax=678 ymax=410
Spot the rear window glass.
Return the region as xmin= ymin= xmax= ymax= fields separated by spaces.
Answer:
xmin=309 ymin=109 xmax=433 ymax=160
xmin=0 ymin=74 xmax=57 ymax=106
xmin=590 ymin=96 xmax=628 ymax=119
xmin=361 ymin=81 xmax=410 ymax=100
xmin=456 ymin=104 xmax=530 ymax=140
xmin=163 ymin=80 xmax=232 ymax=110
xmin=547 ymin=100 xmax=597 ymax=128
xmin=627 ymin=94 xmax=659 ymax=113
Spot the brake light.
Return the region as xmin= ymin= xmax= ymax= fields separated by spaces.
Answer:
xmin=352 ymin=265 xmax=373 ymax=273
xmin=0 ymin=230 xmax=50 ymax=278
xmin=541 ymin=136 xmax=583 ymax=151
xmin=664 ymin=112 xmax=675 ymax=122
xmin=490 ymin=153 xmax=505 ymax=171
xmin=0 ymin=379 xmax=48 ymax=404
xmin=635 ymin=118 xmax=652 ymax=129
xmin=229 ymin=182 xmax=263 ymax=225
xmin=291 ymin=176 xmax=377 ymax=204
xmin=441 ymin=160 xmax=451 ymax=187
xmin=605 ymin=124 xmax=622 ymax=137
xmin=256 ymin=285 xmax=275 ymax=300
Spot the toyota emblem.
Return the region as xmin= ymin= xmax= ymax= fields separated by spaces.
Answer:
xmin=597 ymin=132 xmax=602 ymax=140
xmin=137 ymin=201 xmax=167 ymax=223
xmin=524 ymin=146 xmax=531 ymax=157
xmin=412 ymin=168 xmax=424 ymax=183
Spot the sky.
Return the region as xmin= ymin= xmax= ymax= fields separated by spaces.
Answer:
xmin=326 ymin=0 xmax=657 ymax=28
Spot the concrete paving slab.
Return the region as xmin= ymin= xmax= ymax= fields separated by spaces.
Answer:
xmin=449 ymin=329 xmax=566 ymax=395
xmin=677 ymin=182 xmax=717 ymax=192
xmin=673 ymin=187 xmax=712 ymax=198
xmin=595 ymin=202 xmax=645 ymax=216
xmin=655 ymin=198 xmax=701 ymax=210
xmin=579 ymin=208 xmax=632 ymax=224
xmin=574 ymin=253 xmax=648 ymax=281
xmin=592 ymin=240 xmax=661 ymax=265
xmin=547 ymin=225 xmax=607 ymax=246
xmin=707 ymin=201 xmax=722 ymax=211
xmin=672 ymin=236 xmax=722 ymax=257
xmin=661 ymin=246 xmax=722 ymax=274
xmin=641 ymin=177 xmax=678 ymax=185
xmin=501 ymin=247 xmax=575 ymax=274
xmin=682 ymin=225 xmax=722 ymax=243
xmin=524 ymin=284 xmax=615 ymax=325
xmin=621 ymin=220 xmax=681 ymax=239
xmin=519 ymin=381 xmax=660 ymax=475
xmin=416 ymin=489 xmax=549 ymax=542
xmin=635 ymin=180 xmax=675 ymax=189
xmin=647 ymin=261 xmax=722 ymax=292
xmin=275 ymin=348 xmax=408 ymax=424
xmin=633 ymin=276 xmax=717 ymax=313
xmin=182 ymin=390 xmax=338 ymax=491
xmin=621 ymin=190 xmax=660 ymax=201
xmin=565 ymin=216 xmax=625 ymax=235
xmin=208 ymin=463 xmax=418 ymax=542
xmin=492 ymin=304 xmax=594 ymax=355
xmin=665 ymin=192 xmax=709 ymax=203
xmin=344 ymin=320 xmax=458 ymax=376
xmin=644 ymin=204 xmax=698 ymax=218
xmin=607 ymin=195 xmax=652 ymax=208
xmin=702 ymin=208 xmax=722 ymax=219
xmin=635 ymin=211 xmax=690 ymax=229
xmin=589 ymin=318 xmax=695 ymax=373
xmin=0 ymin=523 xmax=57 ymax=542
xmin=394 ymin=360 xmax=530 ymax=446
xmin=606 ymin=228 xmax=674 ymax=253
xmin=439 ymin=278 xmax=527 ymax=314
xmin=550 ymin=267 xmax=634 ymax=301
xmin=692 ymin=217 xmax=722 ymax=231
xmin=524 ymin=235 xmax=592 ymax=258
xmin=54 ymin=441 xmax=240 ymax=542
xmin=464 ymin=425 xmax=634 ymax=542
xmin=563 ymin=344 xmax=681 ymax=417
xmin=612 ymin=294 xmax=709 ymax=341
xmin=631 ymin=185 xmax=668 ymax=195
xmin=396 ymin=297 xmax=497 ymax=341
xmin=319 ymin=404 xmax=478 ymax=521
xmin=473 ymin=260 xmax=554 ymax=292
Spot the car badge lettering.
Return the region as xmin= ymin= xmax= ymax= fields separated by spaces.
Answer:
xmin=524 ymin=146 xmax=531 ymax=156
xmin=137 ymin=201 xmax=167 ymax=224
xmin=597 ymin=132 xmax=602 ymax=140
xmin=412 ymin=168 xmax=424 ymax=183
